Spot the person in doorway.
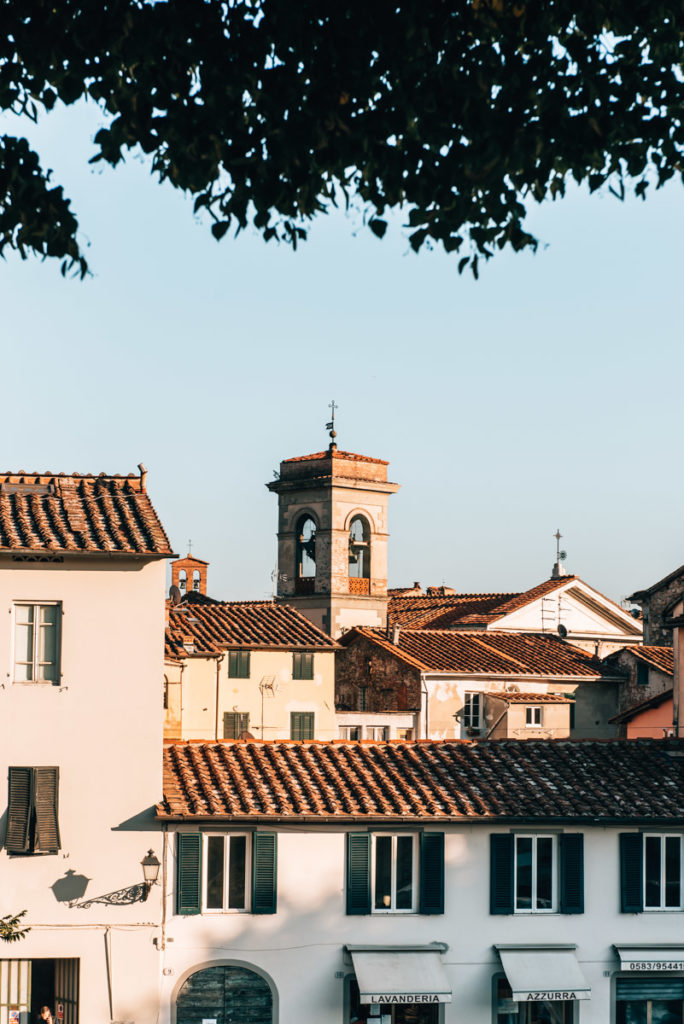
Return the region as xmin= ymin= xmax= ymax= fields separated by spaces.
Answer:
xmin=37 ymin=1008 xmax=54 ymax=1024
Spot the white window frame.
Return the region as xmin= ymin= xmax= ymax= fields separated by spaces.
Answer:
xmin=643 ymin=833 xmax=683 ymax=911
xmin=464 ymin=692 xmax=482 ymax=730
xmin=514 ymin=833 xmax=558 ymax=914
xmin=339 ymin=726 xmax=362 ymax=740
xmin=202 ymin=833 xmax=252 ymax=913
xmin=366 ymin=726 xmax=389 ymax=741
xmin=525 ymin=705 xmax=542 ymax=727
xmin=371 ymin=833 xmax=419 ymax=914
xmin=12 ymin=602 xmax=61 ymax=684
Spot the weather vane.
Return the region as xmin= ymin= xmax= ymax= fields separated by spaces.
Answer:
xmin=326 ymin=400 xmax=338 ymax=450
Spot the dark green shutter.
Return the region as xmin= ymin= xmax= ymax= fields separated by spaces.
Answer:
xmin=490 ymin=834 xmax=514 ymax=914
xmin=346 ymin=833 xmax=371 ymax=915
xmin=620 ymin=832 xmax=643 ymax=913
xmin=560 ymin=833 xmax=584 ymax=914
xmin=176 ymin=833 xmax=202 ymax=914
xmin=6 ymin=767 xmax=32 ymax=853
xmin=419 ymin=832 xmax=445 ymax=914
xmin=33 ymin=767 xmax=60 ymax=853
xmin=252 ymin=832 xmax=277 ymax=914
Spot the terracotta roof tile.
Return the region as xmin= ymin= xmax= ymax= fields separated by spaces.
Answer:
xmin=387 ymin=577 xmax=589 ymax=630
xmin=159 ymin=738 xmax=684 ymax=822
xmin=282 ymin=449 xmax=388 ymax=465
xmin=345 ymin=627 xmax=617 ymax=678
xmin=167 ymin=601 xmax=338 ymax=655
xmin=630 ymin=645 xmax=674 ymax=675
xmin=485 ymin=691 xmax=573 ymax=703
xmin=0 ymin=471 xmax=172 ymax=556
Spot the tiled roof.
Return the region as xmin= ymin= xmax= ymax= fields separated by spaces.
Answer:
xmin=610 ymin=689 xmax=674 ymax=724
xmin=631 ymin=645 xmax=674 ymax=675
xmin=159 ymin=738 xmax=684 ymax=822
xmin=0 ymin=471 xmax=172 ymax=556
xmin=388 ymin=593 xmax=519 ymax=629
xmin=344 ymin=627 xmax=617 ymax=678
xmin=387 ymin=577 xmax=588 ymax=630
xmin=485 ymin=691 xmax=573 ymax=704
xmin=166 ymin=601 xmax=338 ymax=655
xmin=282 ymin=449 xmax=388 ymax=465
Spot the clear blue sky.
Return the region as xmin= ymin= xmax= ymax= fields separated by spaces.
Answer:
xmin=2 ymin=100 xmax=682 ymax=604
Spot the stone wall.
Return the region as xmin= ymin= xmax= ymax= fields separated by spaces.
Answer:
xmin=335 ymin=634 xmax=421 ymax=712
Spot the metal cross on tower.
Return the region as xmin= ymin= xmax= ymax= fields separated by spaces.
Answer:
xmin=326 ymin=400 xmax=338 ymax=449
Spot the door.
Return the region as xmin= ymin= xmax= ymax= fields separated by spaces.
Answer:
xmin=176 ymin=965 xmax=273 ymax=1024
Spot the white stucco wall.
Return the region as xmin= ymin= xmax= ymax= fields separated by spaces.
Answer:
xmin=0 ymin=555 xmax=166 ymax=1024
xmin=159 ymin=824 xmax=684 ymax=1024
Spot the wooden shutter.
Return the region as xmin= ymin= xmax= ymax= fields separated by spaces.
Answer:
xmin=620 ymin=832 xmax=644 ymax=913
xmin=252 ymin=832 xmax=277 ymax=914
xmin=6 ymin=767 xmax=32 ymax=853
xmin=176 ymin=833 xmax=202 ymax=914
xmin=33 ymin=767 xmax=60 ymax=853
xmin=560 ymin=833 xmax=584 ymax=914
xmin=419 ymin=832 xmax=445 ymax=914
xmin=490 ymin=834 xmax=514 ymax=914
xmin=346 ymin=832 xmax=371 ymax=915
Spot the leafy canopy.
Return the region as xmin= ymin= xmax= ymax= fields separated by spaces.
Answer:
xmin=2 ymin=0 xmax=683 ymax=277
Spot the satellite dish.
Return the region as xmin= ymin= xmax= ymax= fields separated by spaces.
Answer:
xmin=557 ymin=623 xmax=568 ymax=639
xmin=169 ymin=584 xmax=182 ymax=606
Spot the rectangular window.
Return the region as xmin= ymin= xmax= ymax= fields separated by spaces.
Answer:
xmin=290 ymin=711 xmax=314 ymax=741
xmin=6 ymin=767 xmax=61 ymax=855
xmin=228 ymin=651 xmax=250 ymax=678
xmin=644 ymin=834 xmax=683 ymax=910
xmin=204 ymin=834 xmax=250 ymax=911
xmin=366 ymin=726 xmax=389 ymax=741
xmin=339 ymin=726 xmax=362 ymax=740
xmin=636 ymin=661 xmax=650 ymax=686
xmin=514 ymin=835 xmax=556 ymax=912
xmin=13 ymin=603 xmax=61 ymax=683
xmin=525 ymin=706 xmax=542 ymax=727
xmin=223 ymin=712 xmax=250 ymax=740
xmin=358 ymin=686 xmax=368 ymax=711
xmin=372 ymin=834 xmax=418 ymax=913
xmin=292 ymin=652 xmax=314 ymax=680
xmin=396 ymin=728 xmax=414 ymax=741
xmin=464 ymin=692 xmax=482 ymax=730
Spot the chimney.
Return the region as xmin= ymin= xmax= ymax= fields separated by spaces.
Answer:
xmin=182 ymin=635 xmax=195 ymax=654
xmin=392 ymin=625 xmax=401 ymax=645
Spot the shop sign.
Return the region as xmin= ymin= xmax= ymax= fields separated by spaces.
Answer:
xmin=368 ymin=994 xmax=442 ymax=1004
xmin=9 ymin=1011 xmax=19 ymax=1024
xmin=624 ymin=960 xmax=684 ymax=972
xmin=524 ymin=991 xmax=577 ymax=1001
xmin=57 ymin=1003 xmax=64 ymax=1021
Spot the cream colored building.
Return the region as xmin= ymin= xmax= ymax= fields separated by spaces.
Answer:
xmin=0 ymin=469 xmax=172 ymax=1024
xmin=165 ymin=599 xmax=339 ymax=741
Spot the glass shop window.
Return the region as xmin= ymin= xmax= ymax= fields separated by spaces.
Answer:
xmin=495 ymin=978 xmax=574 ymax=1023
xmin=349 ymin=978 xmax=439 ymax=1023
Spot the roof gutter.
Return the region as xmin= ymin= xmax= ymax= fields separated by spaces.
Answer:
xmin=157 ymin=813 xmax=684 ymax=827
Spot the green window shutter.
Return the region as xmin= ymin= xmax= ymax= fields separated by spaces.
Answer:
xmin=33 ymin=767 xmax=61 ymax=853
xmin=560 ymin=833 xmax=584 ymax=914
xmin=6 ymin=767 xmax=33 ymax=854
xmin=620 ymin=833 xmax=644 ymax=913
xmin=223 ymin=712 xmax=249 ymax=739
xmin=419 ymin=832 xmax=445 ymax=914
xmin=293 ymin=653 xmax=314 ymax=680
xmin=228 ymin=651 xmax=251 ymax=678
xmin=290 ymin=712 xmax=314 ymax=740
xmin=490 ymin=834 xmax=514 ymax=914
xmin=346 ymin=833 xmax=371 ymax=915
xmin=252 ymin=832 xmax=277 ymax=914
xmin=176 ymin=833 xmax=202 ymax=915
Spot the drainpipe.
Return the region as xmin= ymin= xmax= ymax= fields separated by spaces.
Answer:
xmin=104 ymin=927 xmax=114 ymax=1020
xmin=214 ymin=653 xmax=225 ymax=741
xmin=421 ymin=674 xmax=429 ymax=739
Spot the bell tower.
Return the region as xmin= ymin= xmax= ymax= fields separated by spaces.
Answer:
xmin=267 ymin=418 xmax=399 ymax=637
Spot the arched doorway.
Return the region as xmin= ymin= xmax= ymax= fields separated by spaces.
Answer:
xmin=176 ymin=964 xmax=273 ymax=1024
